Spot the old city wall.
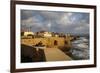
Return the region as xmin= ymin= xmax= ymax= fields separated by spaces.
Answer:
xmin=21 ymin=37 xmax=72 ymax=47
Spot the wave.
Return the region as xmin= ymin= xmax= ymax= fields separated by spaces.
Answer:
xmin=70 ymin=37 xmax=89 ymax=59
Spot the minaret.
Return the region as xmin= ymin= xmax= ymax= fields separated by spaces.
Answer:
xmin=47 ymin=21 xmax=51 ymax=32
xmin=28 ymin=26 xmax=32 ymax=32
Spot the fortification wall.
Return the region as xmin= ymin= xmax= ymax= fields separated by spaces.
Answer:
xmin=21 ymin=37 xmax=72 ymax=47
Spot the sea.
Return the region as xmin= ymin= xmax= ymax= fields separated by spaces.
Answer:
xmin=70 ymin=36 xmax=89 ymax=60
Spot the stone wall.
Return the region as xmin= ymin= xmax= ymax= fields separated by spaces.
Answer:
xmin=21 ymin=37 xmax=72 ymax=48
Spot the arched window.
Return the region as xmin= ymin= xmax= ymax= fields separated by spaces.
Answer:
xmin=54 ymin=40 xmax=58 ymax=45
xmin=64 ymin=40 xmax=68 ymax=45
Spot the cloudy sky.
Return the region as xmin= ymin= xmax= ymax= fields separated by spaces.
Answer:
xmin=21 ymin=10 xmax=89 ymax=34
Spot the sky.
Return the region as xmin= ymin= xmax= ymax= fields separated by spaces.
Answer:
xmin=21 ymin=10 xmax=89 ymax=34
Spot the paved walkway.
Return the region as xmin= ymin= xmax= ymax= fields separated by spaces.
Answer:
xmin=44 ymin=48 xmax=72 ymax=61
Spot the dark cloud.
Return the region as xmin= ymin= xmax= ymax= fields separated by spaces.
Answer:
xmin=21 ymin=10 xmax=89 ymax=34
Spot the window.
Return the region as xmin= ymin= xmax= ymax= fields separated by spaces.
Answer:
xmin=54 ymin=40 xmax=58 ymax=45
xmin=64 ymin=40 xmax=68 ymax=45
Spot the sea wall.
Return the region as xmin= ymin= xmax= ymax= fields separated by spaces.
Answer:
xmin=21 ymin=37 xmax=72 ymax=48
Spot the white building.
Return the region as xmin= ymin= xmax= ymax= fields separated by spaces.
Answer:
xmin=55 ymin=34 xmax=59 ymax=37
xmin=43 ymin=32 xmax=52 ymax=37
xmin=24 ymin=32 xmax=34 ymax=36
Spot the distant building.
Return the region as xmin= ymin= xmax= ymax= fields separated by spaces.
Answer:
xmin=23 ymin=32 xmax=34 ymax=36
xmin=21 ymin=31 xmax=74 ymax=48
xmin=43 ymin=32 xmax=52 ymax=37
xmin=66 ymin=34 xmax=71 ymax=37
xmin=55 ymin=34 xmax=59 ymax=37
xmin=36 ymin=31 xmax=52 ymax=38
